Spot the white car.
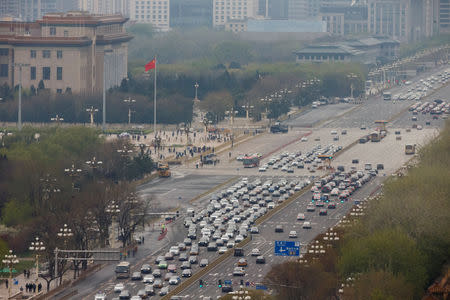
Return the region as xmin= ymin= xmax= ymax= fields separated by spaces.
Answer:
xmin=302 ymin=221 xmax=312 ymax=229
xmin=114 ymin=283 xmax=125 ymax=293
xmin=301 ymin=137 xmax=308 ymax=142
xmin=142 ymin=274 xmax=154 ymax=284
xmin=297 ymin=213 xmax=305 ymax=220
xmin=218 ymin=246 xmax=228 ymax=254
xmin=259 ymin=166 xmax=267 ymax=172
xmin=169 ymin=276 xmax=181 ymax=285
xmin=94 ymin=292 xmax=107 ymax=300
xmin=289 ymin=231 xmax=297 ymax=238
xmin=251 ymin=248 xmax=260 ymax=256
xmin=169 ymin=246 xmax=180 ymax=256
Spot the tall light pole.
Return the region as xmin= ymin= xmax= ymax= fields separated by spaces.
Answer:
xmin=347 ymin=73 xmax=358 ymax=100
xmin=2 ymin=249 xmax=19 ymax=298
xmin=123 ymin=97 xmax=136 ymax=124
xmin=64 ymin=163 xmax=82 ymax=192
xmin=55 ymin=224 xmax=73 ymax=280
xmin=29 ymin=237 xmax=45 ymax=285
xmin=14 ymin=63 xmax=30 ymax=131
xmin=86 ymin=106 xmax=98 ymax=126
xmin=194 ymin=82 xmax=199 ymax=100
xmin=51 ymin=114 xmax=64 ymax=125
xmin=103 ymin=49 xmax=113 ymax=132
xmin=225 ymin=108 xmax=238 ymax=148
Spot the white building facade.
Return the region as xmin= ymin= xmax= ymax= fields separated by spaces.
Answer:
xmin=213 ymin=0 xmax=258 ymax=27
xmin=129 ymin=0 xmax=170 ymax=31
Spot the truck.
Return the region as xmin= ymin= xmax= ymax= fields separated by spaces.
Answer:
xmin=115 ymin=261 xmax=131 ymax=279
xmin=157 ymin=163 xmax=171 ymax=178
xmin=270 ymin=122 xmax=288 ymax=133
xmin=202 ymin=153 xmax=219 ymax=165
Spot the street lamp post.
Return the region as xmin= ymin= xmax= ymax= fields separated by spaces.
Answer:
xmin=225 ymin=108 xmax=238 ymax=148
xmin=29 ymin=237 xmax=45 ymax=284
xmin=55 ymin=224 xmax=73 ymax=280
xmin=102 ymin=49 xmax=113 ymax=132
xmin=123 ymin=97 xmax=136 ymax=124
xmin=86 ymin=106 xmax=99 ymax=126
xmin=50 ymin=114 xmax=64 ymax=125
xmin=2 ymin=249 xmax=19 ymax=298
xmin=347 ymin=73 xmax=358 ymax=100
xmin=64 ymin=163 xmax=82 ymax=191
xmin=86 ymin=156 xmax=103 ymax=172
xmin=106 ymin=201 xmax=120 ymax=246
xmin=14 ymin=63 xmax=30 ymax=131
xmin=194 ymin=82 xmax=199 ymax=100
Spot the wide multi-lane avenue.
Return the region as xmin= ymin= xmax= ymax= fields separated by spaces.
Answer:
xmin=74 ymin=66 xmax=448 ymax=300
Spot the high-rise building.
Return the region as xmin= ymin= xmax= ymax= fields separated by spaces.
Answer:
xmin=0 ymin=11 xmax=132 ymax=94
xmin=129 ymin=0 xmax=169 ymax=31
xmin=288 ymin=0 xmax=321 ymax=20
xmin=439 ymin=0 xmax=450 ymax=32
xmin=78 ymin=0 xmax=129 ymax=16
xmin=170 ymin=0 xmax=213 ymax=28
xmin=368 ymin=0 xmax=438 ymax=41
xmin=213 ymin=0 xmax=258 ymax=27
xmin=0 ymin=0 xmax=79 ymax=21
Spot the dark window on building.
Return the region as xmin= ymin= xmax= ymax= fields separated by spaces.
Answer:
xmin=64 ymin=30 xmax=68 ymax=37
xmin=30 ymin=50 xmax=36 ymax=58
xmin=57 ymin=50 xmax=62 ymax=59
xmin=0 ymin=49 xmax=9 ymax=56
xmin=42 ymin=50 xmax=51 ymax=58
xmin=30 ymin=66 xmax=36 ymax=80
xmin=0 ymin=64 xmax=8 ymax=77
xmin=50 ymin=27 xmax=56 ymax=35
xmin=42 ymin=67 xmax=51 ymax=80
xmin=56 ymin=89 xmax=62 ymax=94
xmin=57 ymin=67 xmax=62 ymax=80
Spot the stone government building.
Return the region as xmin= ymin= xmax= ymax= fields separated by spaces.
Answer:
xmin=0 ymin=11 xmax=132 ymax=94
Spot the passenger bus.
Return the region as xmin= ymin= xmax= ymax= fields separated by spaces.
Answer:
xmin=405 ymin=144 xmax=416 ymax=155
xmin=383 ymin=92 xmax=392 ymax=101
xmin=115 ymin=261 xmax=130 ymax=279
xmin=242 ymin=155 xmax=260 ymax=168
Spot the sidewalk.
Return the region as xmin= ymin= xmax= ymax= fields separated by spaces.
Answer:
xmin=0 ymin=269 xmax=52 ymax=299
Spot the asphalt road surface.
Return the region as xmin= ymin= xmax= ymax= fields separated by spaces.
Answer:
xmin=73 ymin=65 xmax=448 ymax=300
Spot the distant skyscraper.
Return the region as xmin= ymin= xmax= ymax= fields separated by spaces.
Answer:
xmin=0 ymin=0 xmax=78 ymax=21
xmin=288 ymin=0 xmax=321 ymax=20
xmin=170 ymin=0 xmax=213 ymax=28
xmin=368 ymin=0 xmax=438 ymax=41
xmin=129 ymin=0 xmax=169 ymax=31
xmin=440 ymin=0 xmax=450 ymax=32
xmin=78 ymin=0 xmax=128 ymax=16
xmin=213 ymin=0 xmax=258 ymax=27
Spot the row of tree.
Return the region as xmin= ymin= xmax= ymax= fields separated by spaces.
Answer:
xmin=263 ymin=120 xmax=450 ymax=299
xmin=0 ymin=127 xmax=155 ymax=288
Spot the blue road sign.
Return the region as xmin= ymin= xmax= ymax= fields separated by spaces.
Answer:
xmin=256 ymin=285 xmax=267 ymax=290
xmin=274 ymin=240 xmax=300 ymax=256
xmin=224 ymin=280 xmax=232 ymax=285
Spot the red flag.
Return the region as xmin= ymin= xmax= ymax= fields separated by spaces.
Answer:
xmin=145 ymin=58 xmax=156 ymax=72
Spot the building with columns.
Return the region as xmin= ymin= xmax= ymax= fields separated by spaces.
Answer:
xmin=0 ymin=11 xmax=132 ymax=94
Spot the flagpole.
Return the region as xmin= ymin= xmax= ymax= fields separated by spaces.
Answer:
xmin=154 ymin=56 xmax=157 ymax=138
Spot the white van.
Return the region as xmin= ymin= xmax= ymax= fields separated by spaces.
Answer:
xmin=365 ymin=163 xmax=372 ymax=171
xmin=330 ymin=188 xmax=339 ymax=196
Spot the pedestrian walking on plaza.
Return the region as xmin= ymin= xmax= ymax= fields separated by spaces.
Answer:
xmin=38 ymin=283 xmax=42 ymax=293
xmin=32 ymin=283 xmax=36 ymax=293
xmin=27 ymin=270 xmax=30 ymax=278
xmin=5 ymin=279 xmax=8 ymax=288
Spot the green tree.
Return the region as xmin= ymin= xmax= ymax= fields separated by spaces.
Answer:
xmin=338 ymin=228 xmax=427 ymax=292
xmin=344 ymin=270 xmax=415 ymax=300
xmin=1 ymin=199 xmax=33 ymax=226
xmin=214 ymin=41 xmax=253 ymax=65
